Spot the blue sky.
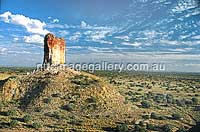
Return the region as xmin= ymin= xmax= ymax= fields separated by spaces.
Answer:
xmin=0 ymin=0 xmax=200 ymax=72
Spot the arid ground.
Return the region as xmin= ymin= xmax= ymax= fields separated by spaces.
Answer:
xmin=0 ymin=67 xmax=200 ymax=132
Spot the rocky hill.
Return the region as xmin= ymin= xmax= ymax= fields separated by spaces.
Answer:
xmin=0 ymin=68 xmax=138 ymax=131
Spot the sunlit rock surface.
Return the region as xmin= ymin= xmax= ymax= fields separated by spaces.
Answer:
xmin=43 ymin=33 xmax=66 ymax=65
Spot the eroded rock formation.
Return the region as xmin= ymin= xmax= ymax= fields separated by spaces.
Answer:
xmin=43 ymin=33 xmax=66 ymax=65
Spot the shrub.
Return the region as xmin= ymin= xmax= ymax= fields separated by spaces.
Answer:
xmin=141 ymin=101 xmax=151 ymax=108
xmin=153 ymin=94 xmax=165 ymax=103
xmin=172 ymin=113 xmax=182 ymax=120
xmin=43 ymin=97 xmax=52 ymax=104
xmin=150 ymin=112 xmax=160 ymax=120
xmin=138 ymin=121 xmax=146 ymax=127
xmin=146 ymin=124 xmax=159 ymax=131
xmin=71 ymin=75 xmax=98 ymax=87
xmin=134 ymin=124 xmax=148 ymax=132
xmin=159 ymin=115 xmax=167 ymax=120
xmin=192 ymin=97 xmax=198 ymax=105
xmin=184 ymin=99 xmax=193 ymax=106
xmin=87 ymin=103 xmax=97 ymax=110
xmin=23 ymin=114 xmax=32 ymax=123
xmin=62 ymin=103 xmax=75 ymax=112
xmin=116 ymin=124 xmax=129 ymax=132
xmin=10 ymin=120 xmax=18 ymax=128
xmin=131 ymin=97 xmax=140 ymax=102
xmin=0 ymin=101 xmax=3 ymax=111
xmin=86 ymin=96 xmax=97 ymax=103
xmin=6 ymin=109 xmax=17 ymax=116
xmin=142 ymin=114 xmax=150 ymax=119
xmin=51 ymin=111 xmax=63 ymax=119
xmin=177 ymin=127 xmax=186 ymax=132
xmin=162 ymin=124 xmax=173 ymax=132
xmin=32 ymin=122 xmax=42 ymax=129
xmin=70 ymin=119 xmax=83 ymax=125
xmin=51 ymin=93 xmax=61 ymax=97
xmin=138 ymin=88 xmax=143 ymax=91
xmin=176 ymin=99 xmax=185 ymax=107
xmin=34 ymin=107 xmax=43 ymax=112
xmin=166 ymin=94 xmax=174 ymax=103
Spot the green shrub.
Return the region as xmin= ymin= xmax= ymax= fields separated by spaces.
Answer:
xmin=62 ymin=103 xmax=75 ymax=112
xmin=162 ymin=124 xmax=173 ymax=132
xmin=10 ymin=120 xmax=18 ymax=128
xmin=166 ymin=94 xmax=174 ymax=103
xmin=52 ymin=111 xmax=63 ymax=119
xmin=141 ymin=101 xmax=151 ymax=108
xmin=34 ymin=107 xmax=43 ymax=112
xmin=131 ymin=97 xmax=140 ymax=102
xmin=23 ymin=114 xmax=32 ymax=123
xmin=192 ymin=97 xmax=198 ymax=105
xmin=43 ymin=97 xmax=52 ymax=104
xmin=6 ymin=109 xmax=17 ymax=116
xmin=159 ymin=115 xmax=166 ymax=120
xmin=142 ymin=114 xmax=150 ymax=119
xmin=138 ymin=88 xmax=143 ymax=91
xmin=71 ymin=75 xmax=98 ymax=88
xmin=134 ymin=124 xmax=148 ymax=132
xmin=150 ymin=112 xmax=159 ymax=119
xmin=116 ymin=124 xmax=129 ymax=132
xmin=70 ymin=118 xmax=83 ymax=125
xmin=0 ymin=101 xmax=3 ymax=111
xmin=32 ymin=122 xmax=42 ymax=129
xmin=176 ymin=99 xmax=185 ymax=107
xmin=51 ymin=93 xmax=61 ymax=97
xmin=177 ymin=127 xmax=186 ymax=132
xmin=86 ymin=96 xmax=97 ymax=103
xmin=146 ymin=124 xmax=159 ymax=131
xmin=172 ymin=113 xmax=182 ymax=120
xmin=139 ymin=121 xmax=145 ymax=127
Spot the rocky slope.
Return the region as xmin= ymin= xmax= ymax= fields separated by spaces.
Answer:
xmin=0 ymin=68 xmax=138 ymax=131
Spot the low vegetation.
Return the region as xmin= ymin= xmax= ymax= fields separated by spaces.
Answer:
xmin=0 ymin=68 xmax=199 ymax=131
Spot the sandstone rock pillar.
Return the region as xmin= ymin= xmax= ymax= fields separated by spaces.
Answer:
xmin=43 ymin=33 xmax=66 ymax=65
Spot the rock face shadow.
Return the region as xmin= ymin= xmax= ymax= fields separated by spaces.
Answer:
xmin=19 ymin=81 xmax=48 ymax=109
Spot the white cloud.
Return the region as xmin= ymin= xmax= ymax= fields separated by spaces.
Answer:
xmin=168 ymin=48 xmax=193 ymax=52
xmin=0 ymin=35 xmax=3 ymax=38
xmin=47 ymin=23 xmax=65 ymax=29
xmin=84 ymin=29 xmax=113 ymax=44
xmin=58 ymin=30 xmax=69 ymax=37
xmin=84 ymin=30 xmax=92 ymax=35
xmin=115 ymin=36 xmax=129 ymax=41
xmin=142 ymin=30 xmax=160 ymax=39
xmin=0 ymin=11 xmax=11 ymax=22
xmin=81 ymin=21 xmax=87 ymax=28
xmin=0 ymin=47 xmax=7 ymax=54
xmin=172 ymin=0 xmax=199 ymax=13
xmin=192 ymin=35 xmax=200 ymax=39
xmin=23 ymin=34 xmax=43 ymax=44
xmin=87 ymin=39 xmax=112 ymax=44
xmin=185 ymin=9 xmax=200 ymax=18
xmin=87 ymin=47 xmax=113 ymax=53
xmin=159 ymin=39 xmax=200 ymax=46
xmin=13 ymin=37 xmax=19 ymax=42
xmin=69 ymin=32 xmax=81 ymax=41
xmin=159 ymin=40 xmax=180 ymax=45
xmin=52 ymin=18 xmax=59 ymax=23
xmin=122 ymin=42 xmax=142 ymax=47
xmin=90 ymin=30 xmax=110 ymax=40
xmin=68 ymin=46 xmax=83 ymax=49
xmin=85 ymin=30 xmax=114 ymax=44
xmin=0 ymin=11 xmax=49 ymax=35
